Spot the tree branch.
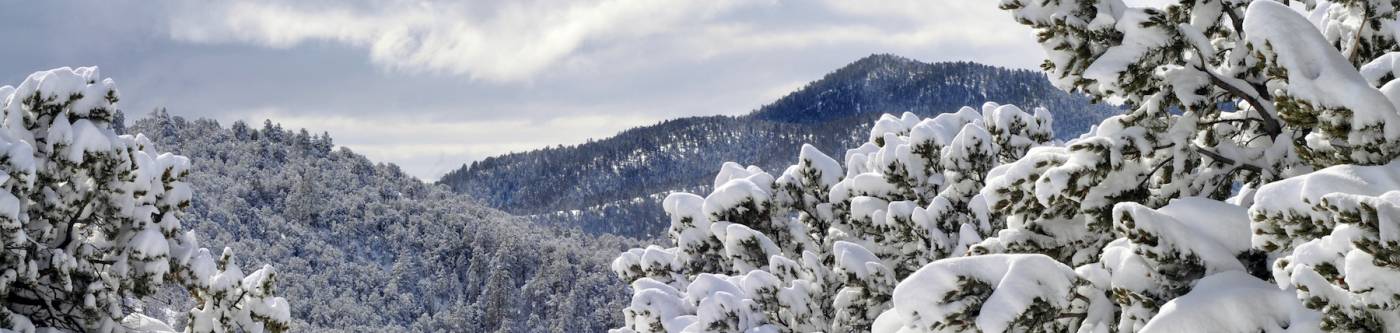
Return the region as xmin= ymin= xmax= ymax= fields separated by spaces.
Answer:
xmin=1194 ymin=145 xmax=1262 ymax=173
xmin=1347 ymin=4 xmax=1370 ymax=65
xmin=1205 ymin=71 xmax=1282 ymax=137
xmin=1185 ymin=10 xmax=1283 ymax=138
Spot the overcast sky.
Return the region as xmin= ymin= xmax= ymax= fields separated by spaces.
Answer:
xmin=0 ymin=0 xmax=1078 ymax=180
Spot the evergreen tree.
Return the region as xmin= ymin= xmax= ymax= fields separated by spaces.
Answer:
xmin=870 ymin=1 xmax=1400 ymax=332
xmin=0 ymin=67 xmax=289 ymax=332
xmin=611 ymin=103 xmax=1055 ymax=332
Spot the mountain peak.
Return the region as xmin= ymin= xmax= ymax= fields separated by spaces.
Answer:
xmin=849 ymin=53 xmax=918 ymax=67
xmin=825 ymin=54 xmax=922 ymax=80
xmin=747 ymin=55 xmax=1048 ymax=124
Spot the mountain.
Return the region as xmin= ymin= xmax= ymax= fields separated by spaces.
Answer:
xmin=437 ymin=55 xmax=1120 ymax=238
xmin=126 ymin=112 xmax=632 ymax=332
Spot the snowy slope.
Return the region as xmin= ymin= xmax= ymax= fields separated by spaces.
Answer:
xmin=127 ymin=112 xmax=635 ymax=332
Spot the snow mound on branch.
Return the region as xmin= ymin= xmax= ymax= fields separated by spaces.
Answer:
xmin=798 ymin=144 xmax=843 ymax=188
xmin=622 ymin=278 xmax=695 ymax=332
xmin=874 ymin=254 xmax=1076 ymax=333
xmin=869 ymin=113 xmax=921 ymax=144
xmin=911 ymin=106 xmax=984 ymax=148
xmin=1245 ymin=1 xmax=1396 ymax=120
xmin=1255 ymin=160 xmax=1400 ymax=329
xmin=704 ymin=178 xmax=770 ymax=218
xmin=713 ymin=162 xmax=770 ymax=189
xmin=831 ymin=173 xmax=899 ymax=203
xmin=1251 ymin=159 xmax=1400 ymax=250
xmin=1245 ymin=1 xmax=1400 ymax=160
xmin=1114 ymin=197 xmax=1252 ymax=272
xmin=1141 ymin=271 xmax=1320 ymax=333
xmin=1082 ymin=8 xmax=1171 ymax=97
xmin=121 ymin=313 xmax=178 ymax=333
xmin=1360 ymin=52 xmax=1400 ymax=87
xmin=833 ymin=241 xmax=886 ymax=281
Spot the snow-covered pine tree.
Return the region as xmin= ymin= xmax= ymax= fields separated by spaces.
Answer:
xmin=611 ymin=103 xmax=1054 ymax=332
xmin=1252 ymin=161 xmax=1400 ymax=331
xmin=0 ymin=67 xmax=289 ymax=333
xmin=872 ymin=0 xmax=1400 ymax=332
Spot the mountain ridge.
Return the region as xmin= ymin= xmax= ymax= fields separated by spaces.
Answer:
xmin=439 ymin=54 xmax=1120 ymax=237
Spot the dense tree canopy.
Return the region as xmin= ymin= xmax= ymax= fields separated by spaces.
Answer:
xmin=0 ymin=68 xmax=288 ymax=333
xmin=128 ymin=110 xmax=634 ymax=332
xmin=612 ymin=1 xmax=1400 ymax=332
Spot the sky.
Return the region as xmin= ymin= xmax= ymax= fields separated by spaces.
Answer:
xmin=0 ymin=0 xmax=1071 ymax=180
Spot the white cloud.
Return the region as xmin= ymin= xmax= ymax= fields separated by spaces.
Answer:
xmin=170 ymin=0 xmax=758 ymax=82
xmin=151 ymin=0 xmax=1058 ymax=180
xmin=238 ymin=108 xmax=665 ymax=180
xmin=169 ymin=1 xmax=1044 ymax=82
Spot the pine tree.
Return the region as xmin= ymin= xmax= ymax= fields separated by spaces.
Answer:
xmin=611 ymin=103 xmax=1055 ymax=332
xmin=882 ymin=0 xmax=1400 ymax=331
xmin=0 ymin=67 xmax=289 ymax=332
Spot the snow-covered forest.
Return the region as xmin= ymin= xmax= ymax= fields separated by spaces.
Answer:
xmin=610 ymin=0 xmax=1400 ymax=332
xmin=124 ymin=112 xmax=632 ymax=331
xmin=7 ymin=0 xmax=1400 ymax=332
xmin=0 ymin=67 xmax=634 ymax=332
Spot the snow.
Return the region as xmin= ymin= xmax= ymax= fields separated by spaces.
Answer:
xmin=626 ymin=279 xmax=695 ymax=333
xmin=1342 ymin=235 xmax=1400 ymax=306
xmin=849 ymin=196 xmax=890 ymax=225
xmin=869 ymin=113 xmax=919 ymax=144
xmin=640 ymin=246 xmax=679 ymax=275
xmin=187 ymin=248 xmax=218 ymax=289
xmin=1245 ymin=0 xmax=1400 ymax=162
xmin=980 ymin=146 xmax=1066 ymax=203
xmin=910 ymin=106 xmax=982 ymax=149
xmin=209 ymin=251 xmax=245 ymax=292
xmin=1251 ymin=159 xmax=1400 ymax=250
xmin=1113 ymin=197 xmax=1252 ymax=273
xmin=64 ymin=119 xmax=115 ymax=163
xmin=704 ymin=178 xmax=771 ymax=221
xmin=1082 ymin=8 xmax=1171 ymax=97
xmin=710 ymin=163 xmax=773 ymax=202
xmin=0 ymin=67 xmax=304 ymax=333
xmin=832 ymin=173 xmax=899 ymax=203
xmin=685 ymin=274 xmax=744 ymax=308
xmin=798 ymin=144 xmax=843 ymax=188
xmin=984 ymin=104 xmax=1042 ymax=141
xmin=1258 ymin=161 xmax=1400 ymax=329
xmin=240 ymin=265 xmax=293 ymax=325
xmin=0 ymin=191 xmax=20 ymax=222
xmin=941 ymin=123 xmax=993 ymax=169
xmin=832 ymin=241 xmax=886 ymax=281
xmin=121 ymin=313 xmax=177 ymax=333
xmin=1360 ymin=52 xmax=1400 ymax=87
xmin=129 ymin=225 xmax=171 ymax=281
xmin=722 ymin=224 xmax=780 ymax=273
xmin=954 ymin=223 xmax=981 ymax=257
xmin=1177 ymin=23 xmax=1216 ymax=59
xmin=1140 ymin=272 xmax=1320 ymax=333
xmin=875 ymin=254 xmax=1077 ymax=333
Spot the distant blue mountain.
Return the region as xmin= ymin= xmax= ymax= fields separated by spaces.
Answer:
xmin=438 ymin=54 xmax=1120 ymax=238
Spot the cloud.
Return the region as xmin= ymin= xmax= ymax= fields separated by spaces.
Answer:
xmin=168 ymin=0 xmax=1044 ymax=82
xmin=47 ymin=0 xmax=1060 ymax=180
xmin=170 ymin=0 xmax=757 ymax=82
xmin=240 ymin=108 xmax=666 ymax=180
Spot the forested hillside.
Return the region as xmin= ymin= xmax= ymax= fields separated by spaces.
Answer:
xmin=439 ymin=55 xmax=1119 ymax=238
xmin=127 ymin=111 xmax=631 ymax=332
